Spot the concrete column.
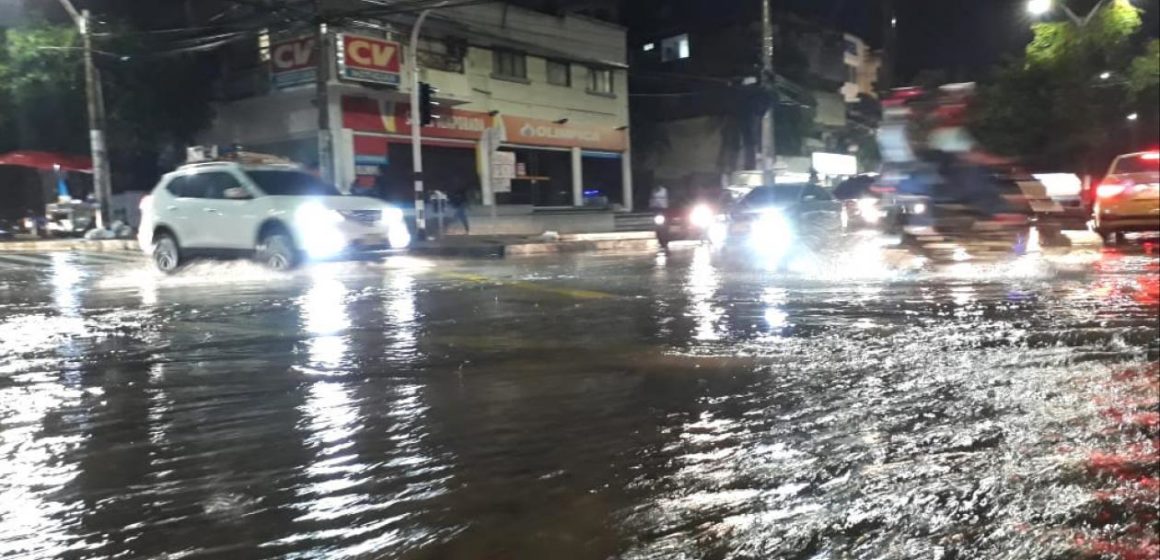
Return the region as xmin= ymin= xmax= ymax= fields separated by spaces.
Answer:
xmin=571 ymin=146 xmax=583 ymax=207
xmin=621 ymin=131 xmax=634 ymax=212
xmin=336 ymin=128 xmax=355 ymax=193
xmin=479 ymin=139 xmax=494 ymax=206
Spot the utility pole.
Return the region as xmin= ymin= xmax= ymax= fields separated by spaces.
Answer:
xmin=880 ymin=0 xmax=896 ymax=90
xmin=314 ymin=1 xmax=334 ymax=184
xmin=56 ymin=0 xmax=112 ymax=230
xmin=760 ymin=0 xmax=776 ymax=185
xmin=409 ymin=7 xmax=441 ymax=241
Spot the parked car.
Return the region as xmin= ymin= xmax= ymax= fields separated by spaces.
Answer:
xmin=1092 ymin=150 xmax=1160 ymax=245
xmin=138 ymin=157 xmax=411 ymax=273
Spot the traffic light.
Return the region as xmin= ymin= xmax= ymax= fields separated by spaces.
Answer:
xmin=418 ymin=82 xmax=438 ymax=126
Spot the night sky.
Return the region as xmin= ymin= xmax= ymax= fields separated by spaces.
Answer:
xmin=777 ymin=0 xmax=1159 ymax=83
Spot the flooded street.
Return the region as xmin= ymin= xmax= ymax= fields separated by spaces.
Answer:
xmin=0 ymin=244 xmax=1156 ymax=559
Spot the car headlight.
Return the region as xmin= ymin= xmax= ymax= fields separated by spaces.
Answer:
xmin=751 ymin=209 xmax=793 ymax=239
xmin=856 ymin=198 xmax=882 ymax=223
xmin=295 ymin=202 xmax=344 ymax=225
xmin=654 ymin=214 xmax=666 ymax=226
xmin=689 ymin=204 xmax=714 ymax=228
xmin=912 ymin=202 xmax=927 ymax=215
xmin=382 ymin=206 xmax=405 ymax=224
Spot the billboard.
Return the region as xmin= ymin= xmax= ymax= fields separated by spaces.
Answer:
xmin=270 ymin=36 xmax=316 ymax=89
xmin=338 ymin=34 xmax=402 ymax=87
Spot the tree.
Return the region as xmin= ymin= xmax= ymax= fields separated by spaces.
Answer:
xmin=0 ymin=19 xmax=217 ymax=190
xmin=969 ymin=0 xmax=1154 ymax=172
xmin=0 ymin=25 xmax=88 ymax=154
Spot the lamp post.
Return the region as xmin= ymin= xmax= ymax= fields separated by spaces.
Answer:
xmin=1026 ymin=0 xmax=1117 ymax=27
xmin=55 ymin=0 xmax=112 ymax=230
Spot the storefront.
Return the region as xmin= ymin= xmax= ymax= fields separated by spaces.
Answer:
xmin=339 ymin=95 xmax=630 ymax=210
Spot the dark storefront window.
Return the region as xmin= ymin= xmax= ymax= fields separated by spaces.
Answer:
xmin=499 ymin=149 xmax=571 ymax=207
xmin=581 ymin=153 xmax=623 ymax=206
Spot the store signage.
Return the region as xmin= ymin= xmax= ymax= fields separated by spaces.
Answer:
xmin=501 ymin=115 xmax=626 ymax=152
xmin=341 ymin=96 xmax=627 ymax=152
xmin=338 ymin=34 xmax=401 ymax=86
xmin=491 ymin=151 xmax=516 ymax=193
xmin=270 ymin=36 xmax=316 ymax=89
xmin=811 ymin=152 xmax=857 ymax=176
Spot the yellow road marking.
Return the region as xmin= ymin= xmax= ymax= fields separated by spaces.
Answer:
xmin=439 ymin=271 xmax=614 ymax=300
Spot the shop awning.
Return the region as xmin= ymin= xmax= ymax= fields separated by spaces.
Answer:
xmin=0 ymin=151 xmax=93 ymax=173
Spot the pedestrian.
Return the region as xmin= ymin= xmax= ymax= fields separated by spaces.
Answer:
xmin=649 ymin=184 xmax=669 ymax=210
xmin=449 ymin=185 xmax=471 ymax=234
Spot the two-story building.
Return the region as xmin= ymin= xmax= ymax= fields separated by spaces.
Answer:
xmin=200 ymin=2 xmax=632 ymax=233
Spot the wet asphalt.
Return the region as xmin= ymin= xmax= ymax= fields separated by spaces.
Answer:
xmin=0 ymin=238 xmax=1157 ymax=559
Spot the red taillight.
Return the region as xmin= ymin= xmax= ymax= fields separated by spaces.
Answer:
xmin=1096 ymin=181 xmax=1127 ymax=198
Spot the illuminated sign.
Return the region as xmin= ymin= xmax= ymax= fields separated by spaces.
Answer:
xmin=811 ymin=152 xmax=857 ymax=176
xmin=338 ymin=34 xmax=402 ymax=86
xmin=270 ymin=36 xmax=316 ymax=89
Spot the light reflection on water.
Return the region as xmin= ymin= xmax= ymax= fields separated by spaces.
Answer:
xmin=686 ymin=247 xmax=724 ymax=342
xmin=0 ymin=248 xmax=1155 ymax=559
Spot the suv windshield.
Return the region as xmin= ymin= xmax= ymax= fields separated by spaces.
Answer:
xmin=246 ymin=170 xmax=342 ymax=196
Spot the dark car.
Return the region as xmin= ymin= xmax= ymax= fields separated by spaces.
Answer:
xmin=722 ymin=183 xmax=843 ymax=259
xmin=654 ymin=200 xmax=727 ymax=249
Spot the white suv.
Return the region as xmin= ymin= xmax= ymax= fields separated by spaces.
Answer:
xmin=138 ymin=161 xmax=410 ymax=272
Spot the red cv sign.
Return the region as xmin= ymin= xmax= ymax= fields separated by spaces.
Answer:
xmin=270 ymin=36 xmax=316 ymax=89
xmin=338 ymin=34 xmax=402 ymax=86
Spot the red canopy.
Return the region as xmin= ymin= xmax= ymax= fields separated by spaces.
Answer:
xmin=0 ymin=151 xmax=92 ymax=173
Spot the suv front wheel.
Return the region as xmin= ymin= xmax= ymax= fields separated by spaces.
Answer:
xmin=257 ymin=231 xmax=301 ymax=271
xmin=153 ymin=233 xmax=183 ymax=274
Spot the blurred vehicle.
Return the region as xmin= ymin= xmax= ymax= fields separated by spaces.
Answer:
xmin=138 ymin=153 xmax=411 ymax=273
xmin=1091 ymin=150 xmax=1160 ymax=245
xmin=833 ymin=174 xmax=881 ymax=230
xmin=44 ymin=199 xmax=98 ymax=237
xmin=1033 ymin=173 xmax=1089 ymax=230
xmin=718 ymin=183 xmax=843 ymax=262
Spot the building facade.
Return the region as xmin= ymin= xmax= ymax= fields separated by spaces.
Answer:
xmin=200 ymin=2 xmax=633 ymax=217
xmin=841 ymin=33 xmax=882 ymax=103
xmin=627 ymin=6 xmax=865 ymax=194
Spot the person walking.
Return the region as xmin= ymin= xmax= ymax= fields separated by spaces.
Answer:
xmin=449 ymin=185 xmax=471 ymax=234
xmin=649 ymin=184 xmax=669 ymax=210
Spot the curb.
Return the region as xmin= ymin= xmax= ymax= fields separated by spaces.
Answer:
xmin=408 ymin=237 xmax=658 ymax=258
xmin=0 ymin=239 xmax=139 ymax=253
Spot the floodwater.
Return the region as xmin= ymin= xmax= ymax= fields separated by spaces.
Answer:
xmin=0 ymin=241 xmax=1156 ymax=559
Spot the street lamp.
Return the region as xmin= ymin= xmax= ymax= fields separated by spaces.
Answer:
xmin=1027 ymin=0 xmax=1052 ymax=16
xmin=1127 ymin=112 xmax=1139 ymax=121
xmin=1099 ymin=71 xmax=1112 ymax=80
xmin=1026 ymin=0 xmax=1119 ymax=26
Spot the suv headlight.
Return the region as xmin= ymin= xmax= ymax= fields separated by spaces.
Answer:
xmin=382 ymin=207 xmax=404 ymax=223
xmin=296 ymin=202 xmax=344 ymax=225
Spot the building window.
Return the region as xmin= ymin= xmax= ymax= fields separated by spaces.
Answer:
xmin=844 ymin=38 xmax=859 ymax=56
xmin=642 ymin=42 xmax=655 ymax=52
xmin=492 ymin=49 xmax=527 ymax=80
xmin=547 ymin=60 xmax=570 ymax=86
xmin=587 ymin=67 xmax=613 ymax=94
xmin=419 ymin=37 xmax=466 ymax=73
xmin=660 ymin=33 xmax=690 ymax=62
